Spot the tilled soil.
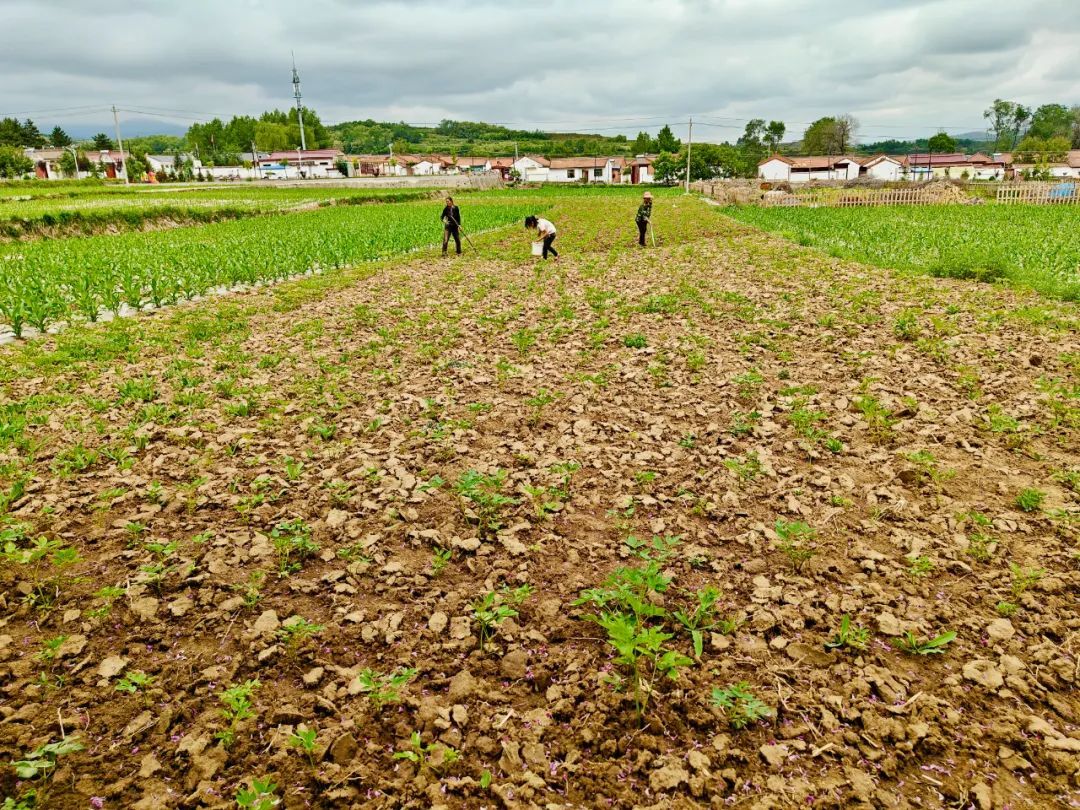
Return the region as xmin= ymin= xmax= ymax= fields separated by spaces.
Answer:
xmin=0 ymin=203 xmax=1077 ymax=809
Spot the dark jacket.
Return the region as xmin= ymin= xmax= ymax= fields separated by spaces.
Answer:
xmin=441 ymin=205 xmax=462 ymax=229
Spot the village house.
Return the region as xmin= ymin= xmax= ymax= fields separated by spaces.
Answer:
xmin=1005 ymin=149 xmax=1080 ymax=179
xmin=859 ymin=155 xmax=903 ymax=181
xmin=258 ymin=149 xmax=345 ymax=179
xmin=626 ymin=155 xmax=656 ymax=184
xmin=899 ymin=152 xmax=1007 ymax=180
xmin=23 ymin=147 xmax=131 ymax=180
xmin=758 ymin=155 xmax=862 ymax=182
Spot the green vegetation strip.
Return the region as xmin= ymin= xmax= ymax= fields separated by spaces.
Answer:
xmin=722 ymin=203 xmax=1080 ymax=301
xmin=0 ymin=199 xmax=531 ymax=337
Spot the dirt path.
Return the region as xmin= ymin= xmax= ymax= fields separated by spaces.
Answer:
xmin=0 ymin=203 xmax=1076 ymax=809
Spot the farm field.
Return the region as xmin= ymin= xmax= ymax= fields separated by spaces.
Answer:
xmin=723 ymin=203 xmax=1080 ymax=301
xmin=0 ymin=188 xmax=1077 ymax=809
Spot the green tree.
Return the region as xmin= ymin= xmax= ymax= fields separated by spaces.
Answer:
xmin=652 ymin=151 xmax=682 ymax=185
xmin=763 ymin=120 xmax=786 ymax=154
xmin=1027 ymin=103 xmax=1072 ymax=141
xmin=0 ymin=117 xmax=24 ymax=147
xmin=802 ymin=115 xmax=857 ymax=155
xmin=927 ymin=131 xmax=957 ymax=153
xmin=125 ymin=150 xmax=148 ymax=181
xmin=656 ymin=125 xmax=681 ymax=153
xmin=91 ymin=133 xmax=114 ymax=151
xmin=983 ymin=99 xmax=1031 ymax=150
xmin=58 ymin=149 xmax=78 ymax=177
xmin=736 ymin=119 xmax=768 ymax=175
xmin=21 ymin=119 xmax=46 ymax=148
xmin=49 ymin=126 xmax=73 ymax=147
xmin=0 ymin=145 xmax=33 ymax=178
xmin=254 ymin=122 xmax=290 ymax=152
xmin=632 ymin=131 xmax=656 ymax=154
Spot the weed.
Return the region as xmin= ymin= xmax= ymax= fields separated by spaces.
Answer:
xmin=908 ymin=555 xmax=934 ymax=578
xmin=825 ymin=615 xmax=870 ymax=650
xmin=283 ymin=456 xmax=304 ymax=482
xmin=711 ymin=683 xmax=774 ymax=730
xmin=995 ymin=601 xmax=1018 ymax=617
xmin=893 ymin=630 xmax=956 ymax=656
xmin=904 ymin=450 xmax=955 ymax=488
xmin=9 ymin=736 xmax=83 ymax=805
xmin=277 ymin=618 xmax=324 ymax=657
xmin=1009 ymin=562 xmax=1044 ymax=598
xmin=308 ymin=419 xmax=337 ymax=441
xmin=853 ymin=394 xmax=896 ymax=441
xmin=623 ymin=333 xmax=647 ymax=349
xmin=672 ymin=586 xmax=721 ymax=658
xmin=1015 ymin=488 xmax=1045 ymax=513
xmin=115 ymin=670 xmax=155 ymax=696
xmin=724 ymin=452 xmax=763 ymax=483
xmin=393 ymin=731 xmax=459 ymax=773
xmin=454 ymin=469 xmax=517 ymax=539
xmin=288 ymin=728 xmax=318 ymax=769
xmin=355 ymin=667 xmax=418 ymax=708
xmin=235 ymin=570 xmax=265 ymax=609
xmin=472 ymin=591 xmax=520 ymax=651
xmin=270 ymin=518 xmax=318 ymax=577
xmin=774 ymin=519 xmax=816 ymax=572
xmin=893 ymin=310 xmax=921 ymax=341
xmin=431 ymin=547 xmax=452 ymax=576
xmin=733 ymin=370 xmax=765 ymax=400
xmin=729 ymin=410 xmax=761 ymax=437
xmin=235 ymin=777 xmax=279 ymax=810
xmin=216 ymin=679 xmax=261 ymax=748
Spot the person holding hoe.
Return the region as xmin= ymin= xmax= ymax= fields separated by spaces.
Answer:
xmin=635 ymin=191 xmax=653 ymax=247
xmin=441 ymin=196 xmax=463 ymax=256
xmin=525 ymin=215 xmax=558 ymax=260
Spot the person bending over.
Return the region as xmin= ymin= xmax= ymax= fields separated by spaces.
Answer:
xmin=525 ymin=215 xmax=558 ymax=260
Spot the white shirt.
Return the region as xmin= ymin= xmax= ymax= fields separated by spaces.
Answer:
xmin=536 ymin=218 xmax=556 ymax=237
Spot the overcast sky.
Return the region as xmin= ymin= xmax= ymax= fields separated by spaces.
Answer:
xmin=3 ymin=0 xmax=1079 ymax=142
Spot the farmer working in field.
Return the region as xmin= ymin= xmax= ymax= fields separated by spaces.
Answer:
xmin=441 ymin=196 xmax=462 ymax=256
xmin=525 ymin=215 xmax=558 ymax=260
xmin=636 ymin=191 xmax=653 ymax=247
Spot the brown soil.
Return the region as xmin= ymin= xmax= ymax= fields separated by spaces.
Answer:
xmin=0 ymin=205 xmax=1077 ymax=809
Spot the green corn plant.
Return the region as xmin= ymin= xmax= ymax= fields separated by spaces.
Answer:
xmin=893 ymin=630 xmax=956 ymax=656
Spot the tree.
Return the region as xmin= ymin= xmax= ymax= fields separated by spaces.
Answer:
xmin=0 ymin=146 xmax=33 ymax=178
xmin=1072 ymin=106 xmax=1080 ymax=149
xmin=632 ymin=131 xmax=655 ymax=154
xmin=656 ymin=125 xmax=681 ymax=153
xmin=652 ymin=151 xmax=682 ymax=185
xmin=58 ymin=149 xmax=78 ymax=178
xmin=126 ymin=150 xmax=148 ymax=181
xmin=803 ymin=115 xmax=858 ymax=155
xmin=1027 ymin=103 xmax=1072 ymax=141
xmin=1015 ymin=135 xmax=1071 ymax=164
xmin=20 ymin=119 xmax=46 ymax=148
xmin=50 ymin=126 xmax=72 ymax=147
xmin=736 ymin=119 xmax=768 ymax=177
xmin=763 ymin=121 xmax=786 ymax=154
xmin=91 ymin=133 xmax=114 ymax=151
xmin=0 ymin=118 xmax=24 ymax=147
xmin=927 ymin=131 xmax=957 ymax=153
xmin=983 ymin=99 xmax=1031 ymax=150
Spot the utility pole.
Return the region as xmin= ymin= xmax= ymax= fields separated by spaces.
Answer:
xmin=684 ymin=116 xmax=693 ymax=194
xmin=112 ymin=104 xmax=130 ymax=185
xmin=292 ymin=52 xmax=307 ymax=151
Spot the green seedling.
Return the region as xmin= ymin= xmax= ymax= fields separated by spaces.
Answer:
xmin=907 ymin=555 xmax=934 ymax=578
xmin=288 ymin=728 xmax=318 ymax=769
xmin=9 ymin=736 xmax=83 ymax=806
xmin=825 ymin=614 xmax=870 ymax=651
xmin=1015 ymin=488 xmax=1045 ymax=513
xmin=115 ymin=670 xmax=155 ymax=699
xmin=672 ymin=586 xmax=722 ymax=658
xmin=723 ymin=452 xmax=763 ymax=483
xmin=454 ymin=469 xmax=517 ymax=539
xmin=480 ymin=769 xmax=493 ymax=789
xmin=1009 ymin=562 xmax=1044 ymax=598
xmin=355 ymin=666 xmax=418 ymax=708
xmin=431 ymin=547 xmax=452 ymax=576
xmin=472 ymin=591 xmax=519 ymax=652
xmin=893 ymin=630 xmax=956 ymax=656
xmin=393 ymin=731 xmax=459 ymax=773
xmin=235 ymin=570 xmax=265 ymax=609
xmin=216 ymin=679 xmax=261 ymax=748
xmin=1 ymin=534 xmax=80 ymax=613
xmin=270 ymin=518 xmax=318 ymax=577
xmin=37 ymin=635 xmax=67 ymax=670
xmin=996 ymin=601 xmax=1018 ymax=617
xmin=729 ymin=410 xmax=761 ymax=437
xmin=308 ymin=419 xmax=337 ymax=441
xmin=277 ymin=618 xmax=324 ymax=657
xmin=623 ymin=333 xmax=647 ymax=349
xmin=625 ymin=534 xmax=681 ymax=563
xmin=774 ymin=519 xmax=816 ymax=572
xmin=283 ymin=456 xmax=304 ymax=482
xmin=235 ymin=777 xmax=279 ymax=810
xmin=711 ymin=683 xmax=774 ymax=730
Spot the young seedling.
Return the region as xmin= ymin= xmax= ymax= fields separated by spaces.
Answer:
xmin=711 ymin=683 xmax=774 ymax=730
xmin=1009 ymin=562 xmax=1044 ymax=598
xmin=996 ymin=601 xmax=1019 ymax=617
xmin=672 ymin=586 xmax=722 ymax=658
xmin=235 ymin=570 xmax=266 ymax=609
xmin=288 ymin=728 xmax=318 ymax=769
xmin=454 ymin=469 xmax=517 ymax=539
xmin=1015 ymin=488 xmax=1045 ymax=513
xmin=235 ymin=777 xmax=280 ymax=810
xmin=355 ymin=667 xmax=418 ymax=708
xmin=277 ymin=618 xmax=324 ymax=659
xmin=270 ymin=518 xmax=318 ymax=577
xmin=216 ymin=679 xmax=261 ymax=748
xmin=893 ymin=630 xmax=956 ymax=656
xmin=9 ymin=736 xmax=84 ymax=806
xmin=907 ymin=555 xmax=934 ymax=578
xmin=774 ymin=519 xmax=816 ymax=572
xmin=623 ymin=333 xmax=647 ymax=349
xmin=472 ymin=591 xmax=519 ymax=652
xmin=430 ymin=547 xmax=452 ymax=576
xmin=393 ymin=731 xmax=459 ymax=773
xmin=115 ymin=670 xmax=155 ymax=702
xmin=283 ymin=457 xmax=304 ymax=482
xmin=824 ymin=615 xmax=870 ymax=651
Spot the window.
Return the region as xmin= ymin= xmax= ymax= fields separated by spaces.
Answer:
xmin=566 ymin=169 xmax=575 ymax=178
xmin=594 ymin=168 xmax=603 ymax=178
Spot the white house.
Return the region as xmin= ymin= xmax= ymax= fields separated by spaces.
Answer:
xmin=258 ymin=149 xmax=345 ymax=179
xmin=411 ymin=157 xmax=447 ymax=176
xmin=860 ymin=155 xmax=903 ymax=181
xmin=545 ymin=157 xmax=622 ymax=183
xmin=1005 ymin=149 xmax=1080 ymax=179
xmin=512 ymin=155 xmax=551 ymax=181
xmin=625 ymin=156 xmax=656 ymax=184
xmin=758 ymin=155 xmax=861 ymax=182
xmin=900 ymin=152 xmax=1006 ymax=181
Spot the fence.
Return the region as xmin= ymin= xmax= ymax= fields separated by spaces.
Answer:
xmin=760 ymin=188 xmax=939 ymax=208
xmin=996 ymin=183 xmax=1080 ymax=205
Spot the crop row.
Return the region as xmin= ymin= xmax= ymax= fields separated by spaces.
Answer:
xmin=722 ymin=203 xmax=1080 ymax=300
xmin=0 ymin=200 xmax=532 ymax=337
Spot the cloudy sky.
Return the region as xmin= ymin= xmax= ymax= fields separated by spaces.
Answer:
xmin=3 ymin=0 xmax=1079 ymax=142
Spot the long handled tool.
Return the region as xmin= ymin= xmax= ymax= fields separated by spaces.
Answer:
xmin=648 ymin=218 xmax=657 ymax=247
xmin=450 ymin=212 xmax=476 ymax=251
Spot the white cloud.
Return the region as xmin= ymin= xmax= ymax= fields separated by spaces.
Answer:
xmin=2 ymin=0 xmax=1078 ymax=142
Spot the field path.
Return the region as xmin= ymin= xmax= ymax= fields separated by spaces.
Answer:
xmin=0 ymin=199 xmax=1077 ymax=809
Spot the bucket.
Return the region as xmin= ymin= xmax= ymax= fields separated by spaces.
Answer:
xmin=531 ymin=241 xmax=544 ymax=256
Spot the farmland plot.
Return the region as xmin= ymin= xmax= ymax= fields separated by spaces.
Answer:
xmin=0 ymin=191 xmax=1077 ymax=809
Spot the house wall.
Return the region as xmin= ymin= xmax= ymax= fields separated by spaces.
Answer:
xmin=865 ymin=161 xmax=901 ymax=181
xmin=758 ymin=159 xmax=792 ymax=181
